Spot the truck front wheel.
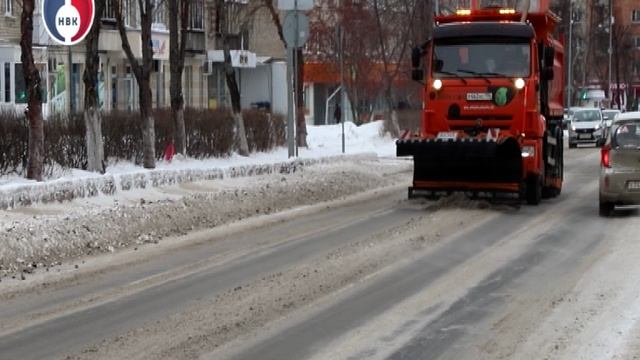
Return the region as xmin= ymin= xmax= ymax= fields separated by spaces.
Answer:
xmin=526 ymin=175 xmax=542 ymax=205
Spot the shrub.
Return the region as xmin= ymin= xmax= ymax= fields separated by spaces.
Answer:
xmin=0 ymin=108 xmax=287 ymax=176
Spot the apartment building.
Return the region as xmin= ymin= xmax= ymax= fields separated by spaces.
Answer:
xmin=0 ymin=0 xmax=287 ymax=117
xmin=612 ymin=0 xmax=640 ymax=109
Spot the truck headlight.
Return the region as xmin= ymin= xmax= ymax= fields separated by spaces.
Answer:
xmin=433 ymin=79 xmax=443 ymax=91
xmin=514 ymin=78 xmax=525 ymax=90
xmin=521 ymin=145 xmax=535 ymax=158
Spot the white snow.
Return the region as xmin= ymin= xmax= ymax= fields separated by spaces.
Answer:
xmin=0 ymin=121 xmax=397 ymax=209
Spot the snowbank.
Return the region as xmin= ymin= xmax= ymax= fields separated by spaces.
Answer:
xmin=0 ymin=158 xmax=411 ymax=276
xmin=0 ymin=121 xmax=396 ymax=210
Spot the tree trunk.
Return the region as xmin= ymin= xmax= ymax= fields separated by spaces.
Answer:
xmin=20 ymin=0 xmax=44 ymax=181
xmin=218 ymin=0 xmax=249 ymax=156
xmin=114 ymin=0 xmax=155 ymax=168
xmin=139 ymin=76 xmax=156 ymax=167
xmin=384 ymin=77 xmax=400 ymax=137
xmin=169 ymin=0 xmax=188 ymax=155
xmin=295 ymin=48 xmax=307 ymax=147
xmin=224 ymin=66 xmax=249 ymax=156
xmin=83 ymin=0 xmax=105 ymax=173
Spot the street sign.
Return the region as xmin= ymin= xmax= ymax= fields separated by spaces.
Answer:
xmin=283 ymin=11 xmax=309 ymax=48
xmin=277 ymin=0 xmax=314 ymax=11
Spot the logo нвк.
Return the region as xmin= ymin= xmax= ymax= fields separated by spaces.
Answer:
xmin=43 ymin=0 xmax=95 ymax=46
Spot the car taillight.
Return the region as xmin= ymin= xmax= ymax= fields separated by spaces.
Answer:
xmin=601 ymin=145 xmax=611 ymax=168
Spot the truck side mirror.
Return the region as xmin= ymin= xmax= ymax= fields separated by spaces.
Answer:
xmin=411 ymin=46 xmax=422 ymax=68
xmin=544 ymin=46 xmax=555 ymax=67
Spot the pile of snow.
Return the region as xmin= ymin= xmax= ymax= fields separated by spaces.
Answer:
xmin=0 ymin=158 xmax=411 ymax=277
xmin=0 ymin=121 xmax=396 ymax=209
xmin=305 ymin=121 xmax=396 ymax=157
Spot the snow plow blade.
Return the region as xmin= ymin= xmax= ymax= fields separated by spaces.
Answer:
xmin=397 ymin=137 xmax=523 ymax=198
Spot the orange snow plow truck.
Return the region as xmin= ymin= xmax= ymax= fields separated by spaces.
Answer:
xmin=397 ymin=0 xmax=565 ymax=205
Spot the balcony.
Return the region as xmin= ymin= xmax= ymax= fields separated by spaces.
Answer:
xmin=185 ymin=30 xmax=206 ymax=54
xmin=214 ymin=34 xmax=243 ymax=51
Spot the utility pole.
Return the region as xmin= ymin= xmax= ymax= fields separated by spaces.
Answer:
xmin=337 ymin=0 xmax=345 ymax=153
xmin=568 ymin=0 xmax=574 ymax=107
xmin=608 ymin=0 xmax=613 ymax=107
xmin=339 ymin=23 xmax=345 ymax=153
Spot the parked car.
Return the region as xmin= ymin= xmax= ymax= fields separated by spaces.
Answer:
xmin=568 ymin=107 xmax=605 ymax=148
xmin=599 ymin=111 xmax=640 ymax=216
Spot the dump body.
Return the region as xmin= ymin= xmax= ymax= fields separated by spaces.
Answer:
xmin=397 ymin=2 xmax=564 ymax=204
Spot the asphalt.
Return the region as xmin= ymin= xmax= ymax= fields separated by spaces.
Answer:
xmin=0 ymin=145 xmax=629 ymax=360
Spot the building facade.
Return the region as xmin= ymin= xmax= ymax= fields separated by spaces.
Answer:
xmin=611 ymin=0 xmax=640 ymax=109
xmin=0 ymin=0 xmax=287 ymax=118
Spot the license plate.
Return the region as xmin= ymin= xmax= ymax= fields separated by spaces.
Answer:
xmin=467 ymin=92 xmax=493 ymax=101
xmin=579 ymin=134 xmax=592 ymax=139
xmin=437 ymin=131 xmax=458 ymax=141
xmin=627 ymin=181 xmax=640 ymax=191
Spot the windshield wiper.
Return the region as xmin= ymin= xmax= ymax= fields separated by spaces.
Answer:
xmin=434 ymin=71 xmax=467 ymax=84
xmin=456 ymin=69 xmax=492 ymax=84
xmin=481 ymin=71 xmax=510 ymax=77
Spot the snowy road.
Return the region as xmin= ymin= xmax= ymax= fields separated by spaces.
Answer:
xmin=1 ymin=147 xmax=640 ymax=360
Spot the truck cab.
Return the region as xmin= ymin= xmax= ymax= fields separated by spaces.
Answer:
xmin=397 ymin=0 xmax=564 ymax=204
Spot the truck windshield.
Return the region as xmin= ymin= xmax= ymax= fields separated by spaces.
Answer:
xmin=433 ymin=40 xmax=531 ymax=78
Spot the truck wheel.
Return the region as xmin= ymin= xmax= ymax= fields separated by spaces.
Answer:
xmin=569 ymin=142 xmax=577 ymax=149
xmin=526 ymin=175 xmax=542 ymax=205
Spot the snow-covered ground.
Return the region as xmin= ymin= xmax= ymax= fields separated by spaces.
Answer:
xmin=0 ymin=121 xmax=395 ymax=186
xmin=0 ymin=121 xmax=407 ymax=277
xmin=0 ymin=121 xmax=396 ymax=209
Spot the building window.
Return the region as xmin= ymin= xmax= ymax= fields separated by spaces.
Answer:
xmin=104 ymin=0 xmax=115 ymax=20
xmin=189 ymin=0 xmax=204 ymax=30
xmin=14 ymin=64 xmax=26 ymax=104
xmin=633 ymin=9 xmax=640 ymax=23
xmin=123 ymin=0 xmax=132 ymax=27
xmin=636 ymin=36 xmax=640 ymax=49
xmin=5 ymin=63 xmax=11 ymax=103
xmin=152 ymin=0 xmax=167 ymax=30
xmin=4 ymin=0 xmax=12 ymax=16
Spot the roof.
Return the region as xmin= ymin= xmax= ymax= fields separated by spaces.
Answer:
xmin=433 ymin=22 xmax=535 ymax=40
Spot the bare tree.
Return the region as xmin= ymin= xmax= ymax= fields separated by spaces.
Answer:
xmin=20 ymin=0 xmax=44 ymax=180
xmin=114 ymin=0 xmax=156 ymax=168
xmin=214 ymin=0 xmax=249 ymax=156
xmin=372 ymin=0 xmax=418 ymax=136
xmin=83 ymin=0 xmax=106 ymax=173
xmin=264 ymin=0 xmax=307 ymax=146
xmin=169 ymin=0 xmax=190 ymax=155
xmin=612 ymin=23 xmax=634 ymax=110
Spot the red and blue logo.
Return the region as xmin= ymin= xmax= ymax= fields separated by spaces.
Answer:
xmin=42 ymin=0 xmax=95 ymax=46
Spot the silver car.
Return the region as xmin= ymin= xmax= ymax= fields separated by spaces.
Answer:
xmin=602 ymin=109 xmax=621 ymax=128
xmin=568 ymin=107 xmax=605 ymax=148
xmin=599 ymin=112 xmax=640 ymax=216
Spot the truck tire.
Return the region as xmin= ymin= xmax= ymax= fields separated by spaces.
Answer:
xmin=569 ymin=142 xmax=577 ymax=149
xmin=599 ymin=198 xmax=614 ymax=217
xmin=526 ymin=175 xmax=542 ymax=205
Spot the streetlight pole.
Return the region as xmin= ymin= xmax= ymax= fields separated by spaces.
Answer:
xmin=568 ymin=0 xmax=574 ymax=107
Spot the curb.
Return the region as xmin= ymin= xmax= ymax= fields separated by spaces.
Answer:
xmin=0 ymin=153 xmax=377 ymax=210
